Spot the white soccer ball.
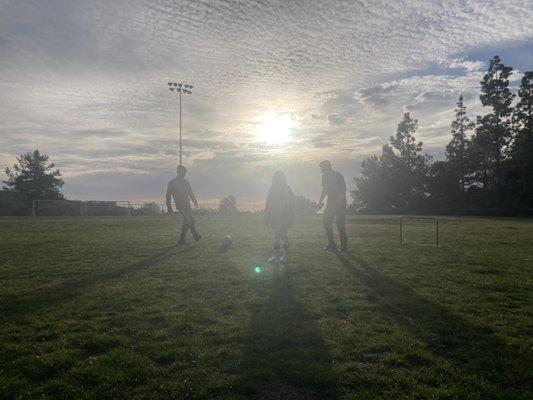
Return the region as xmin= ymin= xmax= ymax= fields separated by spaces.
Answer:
xmin=222 ymin=235 xmax=233 ymax=248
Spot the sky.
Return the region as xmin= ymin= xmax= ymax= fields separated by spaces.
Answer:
xmin=1 ymin=0 xmax=532 ymax=205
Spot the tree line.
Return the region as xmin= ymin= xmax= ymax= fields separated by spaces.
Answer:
xmin=0 ymin=151 xmax=319 ymax=216
xmin=2 ymin=55 xmax=531 ymax=216
xmin=0 ymin=150 xmax=64 ymax=215
xmin=352 ymin=56 xmax=532 ymax=215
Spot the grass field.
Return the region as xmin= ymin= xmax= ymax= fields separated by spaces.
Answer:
xmin=1 ymin=214 xmax=532 ymax=399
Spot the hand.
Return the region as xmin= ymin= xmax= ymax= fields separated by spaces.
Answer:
xmin=193 ymin=200 xmax=199 ymax=209
xmin=317 ymin=202 xmax=324 ymax=210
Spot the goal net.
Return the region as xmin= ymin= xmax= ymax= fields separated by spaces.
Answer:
xmin=129 ymin=203 xmax=169 ymax=215
xmin=400 ymin=216 xmax=439 ymax=246
xmin=32 ymin=200 xmax=84 ymax=217
xmin=82 ymin=201 xmax=131 ymax=216
xmin=31 ymin=200 xmax=267 ymax=217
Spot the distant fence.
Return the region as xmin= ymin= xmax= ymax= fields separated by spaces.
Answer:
xmin=129 ymin=202 xmax=265 ymax=214
xmin=32 ymin=199 xmax=265 ymax=217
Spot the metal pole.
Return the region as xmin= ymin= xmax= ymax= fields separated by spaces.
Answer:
xmin=527 ymin=73 xmax=533 ymax=135
xmin=179 ymin=89 xmax=182 ymax=166
xmin=400 ymin=217 xmax=403 ymax=245
xmin=168 ymin=82 xmax=192 ymax=165
xmin=436 ymin=219 xmax=439 ymax=247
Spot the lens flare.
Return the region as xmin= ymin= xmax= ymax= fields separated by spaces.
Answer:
xmin=256 ymin=112 xmax=293 ymax=145
xmin=254 ymin=265 xmax=262 ymax=274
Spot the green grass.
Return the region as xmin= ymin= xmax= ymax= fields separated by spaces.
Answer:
xmin=0 ymin=214 xmax=532 ymax=399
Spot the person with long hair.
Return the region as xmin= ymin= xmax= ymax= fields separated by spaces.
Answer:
xmin=264 ymin=171 xmax=295 ymax=264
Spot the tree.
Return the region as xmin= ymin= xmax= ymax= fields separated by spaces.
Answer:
xmin=389 ymin=113 xmax=431 ymax=208
xmin=511 ymin=71 xmax=533 ymax=165
xmin=3 ymin=150 xmax=64 ymax=201
xmin=427 ymin=161 xmax=459 ymax=210
xmin=352 ymin=146 xmax=402 ymax=211
xmin=390 ymin=112 xmax=423 ymax=170
xmin=353 ymin=113 xmax=430 ymax=211
xmin=218 ymin=195 xmax=238 ymax=213
xmin=446 ymin=95 xmax=475 ymax=198
xmin=468 ymin=133 xmax=492 ymax=189
xmin=0 ymin=190 xmax=31 ymax=216
xmin=474 ymin=55 xmax=515 ymax=194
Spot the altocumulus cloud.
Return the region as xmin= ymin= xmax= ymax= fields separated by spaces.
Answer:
xmin=0 ymin=0 xmax=532 ymax=201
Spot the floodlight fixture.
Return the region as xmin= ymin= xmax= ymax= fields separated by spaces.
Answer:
xmin=167 ymin=81 xmax=194 ymax=165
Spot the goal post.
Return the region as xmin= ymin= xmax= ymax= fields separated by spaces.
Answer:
xmin=82 ymin=201 xmax=131 ymax=217
xmin=32 ymin=199 xmax=84 ymax=217
xmin=399 ymin=216 xmax=439 ymax=247
xmin=32 ymin=200 xmax=133 ymax=217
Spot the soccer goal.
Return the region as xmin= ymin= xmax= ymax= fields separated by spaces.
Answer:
xmin=32 ymin=200 xmax=132 ymax=217
xmin=82 ymin=201 xmax=131 ymax=216
xmin=32 ymin=200 xmax=84 ymax=217
xmin=129 ymin=203 xmax=169 ymax=215
xmin=399 ymin=216 xmax=439 ymax=246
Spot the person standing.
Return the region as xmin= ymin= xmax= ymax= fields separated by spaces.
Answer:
xmin=166 ymin=165 xmax=201 ymax=246
xmin=317 ymin=160 xmax=348 ymax=252
xmin=264 ymin=171 xmax=295 ymax=264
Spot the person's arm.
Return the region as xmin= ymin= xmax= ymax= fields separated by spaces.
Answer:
xmin=165 ymin=183 xmax=173 ymax=214
xmin=187 ymin=181 xmax=199 ymax=208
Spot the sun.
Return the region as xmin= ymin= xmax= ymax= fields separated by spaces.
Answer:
xmin=256 ymin=112 xmax=294 ymax=145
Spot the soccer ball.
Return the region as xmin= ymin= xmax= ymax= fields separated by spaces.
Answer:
xmin=222 ymin=235 xmax=233 ymax=248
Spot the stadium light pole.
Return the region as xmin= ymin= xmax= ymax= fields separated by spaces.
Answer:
xmin=527 ymin=72 xmax=532 ymax=135
xmin=168 ymin=82 xmax=193 ymax=165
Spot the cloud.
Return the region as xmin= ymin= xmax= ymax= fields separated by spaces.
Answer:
xmin=0 ymin=0 xmax=532 ymax=201
xmin=328 ymin=114 xmax=345 ymax=126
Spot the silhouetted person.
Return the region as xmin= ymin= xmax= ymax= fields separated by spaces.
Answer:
xmin=166 ymin=165 xmax=201 ymax=246
xmin=317 ymin=160 xmax=348 ymax=252
xmin=265 ymin=171 xmax=295 ymax=264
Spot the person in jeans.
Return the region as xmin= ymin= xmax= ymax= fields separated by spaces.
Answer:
xmin=317 ymin=160 xmax=348 ymax=252
xmin=166 ymin=165 xmax=201 ymax=245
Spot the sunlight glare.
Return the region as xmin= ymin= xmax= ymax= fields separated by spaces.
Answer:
xmin=256 ymin=113 xmax=293 ymax=145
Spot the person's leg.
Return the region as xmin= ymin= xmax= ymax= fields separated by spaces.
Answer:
xmin=186 ymin=208 xmax=201 ymax=241
xmin=336 ymin=210 xmax=348 ymax=251
xmin=269 ymin=229 xmax=282 ymax=262
xmin=323 ymin=207 xmax=336 ymax=249
xmin=281 ymin=229 xmax=289 ymax=262
xmin=178 ymin=208 xmax=190 ymax=244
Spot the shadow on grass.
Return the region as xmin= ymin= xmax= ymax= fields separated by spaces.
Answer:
xmin=0 ymin=245 xmax=185 ymax=320
xmin=337 ymin=251 xmax=531 ymax=396
xmin=237 ymin=268 xmax=338 ymax=400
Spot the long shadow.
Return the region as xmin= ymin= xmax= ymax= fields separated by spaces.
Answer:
xmin=337 ymin=252 xmax=531 ymax=396
xmin=237 ymin=268 xmax=338 ymax=400
xmin=0 ymin=245 xmax=185 ymax=320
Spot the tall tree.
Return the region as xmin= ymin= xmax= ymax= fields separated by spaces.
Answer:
xmin=390 ymin=112 xmax=423 ymax=170
xmin=3 ymin=150 xmax=64 ymax=201
xmin=353 ymin=113 xmax=430 ymax=211
xmin=474 ymin=55 xmax=515 ymax=194
xmin=446 ymin=95 xmax=474 ymax=197
xmin=390 ymin=112 xmax=431 ymax=206
xmin=218 ymin=195 xmax=238 ymax=213
xmin=511 ymin=71 xmax=533 ymax=165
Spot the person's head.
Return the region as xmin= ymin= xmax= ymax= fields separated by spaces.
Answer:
xmin=319 ymin=160 xmax=332 ymax=173
xmin=271 ymin=170 xmax=287 ymax=188
xmin=176 ymin=165 xmax=187 ymax=178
